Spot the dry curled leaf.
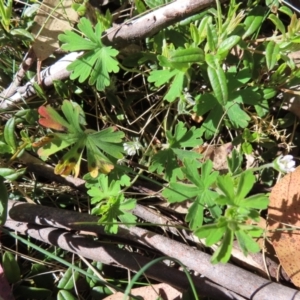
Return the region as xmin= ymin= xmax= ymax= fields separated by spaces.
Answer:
xmin=268 ymin=166 xmax=300 ymax=287
xmin=194 ymin=142 xmax=233 ymax=172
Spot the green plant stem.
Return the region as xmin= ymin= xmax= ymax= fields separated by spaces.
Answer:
xmin=233 ymin=162 xmax=274 ymax=178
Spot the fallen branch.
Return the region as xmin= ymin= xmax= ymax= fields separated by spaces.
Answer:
xmin=7 ymin=200 xmax=300 ymax=300
xmin=5 ymin=201 xmax=245 ymax=300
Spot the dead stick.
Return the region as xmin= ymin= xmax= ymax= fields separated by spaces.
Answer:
xmin=4 ymin=216 xmax=245 ymax=300
xmin=7 ymin=200 xmax=300 ymax=300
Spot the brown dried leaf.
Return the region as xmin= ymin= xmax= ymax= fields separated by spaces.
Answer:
xmin=103 ymin=283 xmax=182 ymax=300
xmin=268 ymin=166 xmax=300 ymax=287
xmin=194 ymin=142 xmax=233 ymax=172
xmin=31 ymin=0 xmax=78 ymax=61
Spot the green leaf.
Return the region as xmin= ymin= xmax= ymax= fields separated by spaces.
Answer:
xmin=227 ymin=148 xmax=243 ymax=175
xmin=0 ymin=168 xmax=26 ymax=181
xmin=278 ymin=6 xmax=293 ymax=18
xmin=68 ymin=51 xmax=97 ymax=84
xmin=206 ymin=22 xmax=217 ymax=52
xmin=239 ymin=194 xmax=269 ymax=209
xmin=242 ymin=141 xmax=253 ymax=154
xmin=150 ymin=122 xmax=203 ymax=181
xmin=164 ymin=71 xmax=186 ymax=102
xmin=36 ymin=100 xmax=124 ymax=177
xmin=61 ymin=101 xmax=86 ymax=133
xmin=162 ymin=182 xmax=199 ymax=203
xmin=38 ymin=104 xmax=71 ymax=132
xmin=59 ymin=31 xmax=96 ymax=51
xmin=195 ymin=223 xmax=218 ymax=238
xmin=89 ymin=47 xmax=119 ymax=91
xmin=10 ymin=28 xmax=34 ymax=40
xmin=205 ymin=53 xmax=220 ymax=69
xmin=37 ymin=134 xmax=78 ymax=158
xmin=268 ymin=14 xmax=286 ymax=35
xmin=190 ymin=23 xmax=200 ymax=45
xmin=149 ymin=149 xmax=182 ymax=181
xmin=235 ymin=230 xmax=260 ymax=256
xmin=206 ymin=226 xmax=226 ymax=246
xmin=230 ymin=88 xmax=261 ymax=105
xmin=242 ymin=6 xmax=266 ymax=39
xmin=118 ymin=198 xmax=137 ymax=226
xmin=58 ymin=267 xmax=79 ymax=290
xmin=195 ymin=93 xmax=218 ymax=116
xmin=204 ymin=190 xmax=222 ymax=219
xmin=95 ymin=195 xmax=136 ymax=234
xmin=4 ymin=117 xmax=16 ymax=151
xmin=180 ymin=159 xmax=220 ymax=229
xmin=226 ymin=102 xmax=250 ymax=128
xmin=245 ymin=226 xmax=264 ymax=238
xmin=57 ymin=290 xmax=77 ymax=300
xmin=60 ymin=18 xmax=101 ymax=50
xmin=217 ymin=175 xmax=234 ymax=202
xmin=182 ymin=158 xmax=202 ymax=186
xmin=148 ymin=69 xmax=178 ymax=86
xmin=200 ymin=160 xmax=218 ymax=188
xmin=186 ymin=190 xmax=221 ymax=230
xmin=13 ymin=286 xmax=52 ymax=299
xmin=170 ymin=48 xmax=205 ymax=64
xmin=2 ymin=251 xmax=21 ymax=283
xmin=59 ymin=18 xmax=119 ymax=92
xmin=186 ymin=195 xmax=204 ymax=229
xmin=88 ymin=130 xmax=124 ymax=159
xmin=0 ymin=176 xmax=8 ymax=225
xmin=169 ymin=122 xmax=203 ymax=148
xmin=235 ymin=171 xmax=255 ymax=204
xmin=88 ymin=175 xmax=121 ymax=203
xmin=215 ymin=195 xmax=229 ymax=205
xmin=28 ymin=264 xmax=53 ymax=290
xmin=217 ymin=35 xmax=241 ymax=56
xmin=211 ymin=228 xmax=234 ymax=263
xmin=265 ymin=41 xmax=280 ymax=71
xmin=202 ymin=103 xmax=223 ymax=139
xmin=207 ymin=66 xmax=228 ymax=105
xmin=135 ymin=0 xmax=147 ymax=13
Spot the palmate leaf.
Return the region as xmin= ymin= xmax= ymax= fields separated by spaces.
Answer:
xmin=149 ymin=148 xmax=183 ymax=181
xmin=35 ymin=100 xmax=124 ymax=178
xmin=92 ymin=194 xmax=137 ymax=234
xmin=54 ymin=139 xmax=85 ymax=178
xmin=163 ymin=159 xmax=221 ymax=229
xmin=88 ymin=174 xmax=121 ymax=203
xmin=58 ymin=17 xmax=119 ymax=91
xmin=87 ymin=174 xmax=136 ymax=233
xmin=149 ymin=122 xmax=203 ymax=181
xmin=148 ymin=48 xmax=203 ymax=102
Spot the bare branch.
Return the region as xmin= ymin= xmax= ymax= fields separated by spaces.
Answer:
xmin=6 ymin=202 xmax=245 ymax=300
xmin=102 ymin=0 xmax=225 ymax=47
xmin=7 ymin=200 xmax=300 ymax=300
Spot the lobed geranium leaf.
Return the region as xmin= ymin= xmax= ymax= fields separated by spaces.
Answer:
xmin=36 ymin=100 xmax=124 ymax=177
xmin=38 ymin=105 xmax=70 ymax=132
xmin=59 ymin=18 xmax=119 ymax=91
xmin=89 ymin=47 xmax=119 ymax=91
xmin=54 ymin=139 xmax=85 ymax=177
xmin=68 ymin=51 xmax=98 ymax=83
